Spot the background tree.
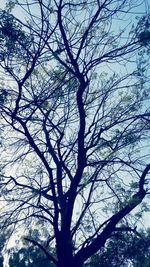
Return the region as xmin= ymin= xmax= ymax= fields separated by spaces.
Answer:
xmin=88 ymin=228 xmax=150 ymax=267
xmin=6 ymin=227 xmax=150 ymax=267
xmin=0 ymin=233 xmax=6 ymax=267
xmin=0 ymin=0 xmax=150 ymax=267
xmin=9 ymin=240 xmax=55 ymax=267
xmin=0 ymin=223 xmax=55 ymax=267
xmin=0 ymin=228 xmax=11 ymax=267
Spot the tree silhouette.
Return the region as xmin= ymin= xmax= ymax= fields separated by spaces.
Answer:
xmin=0 ymin=1 xmax=150 ymax=266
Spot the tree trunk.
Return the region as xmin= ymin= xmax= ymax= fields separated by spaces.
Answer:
xmin=56 ymin=237 xmax=72 ymax=267
xmin=56 ymin=235 xmax=84 ymax=267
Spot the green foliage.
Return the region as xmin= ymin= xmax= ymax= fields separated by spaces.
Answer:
xmin=9 ymin=246 xmax=54 ymax=267
xmin=88 ymin=229 xmax=150 ymax=267
xmin=138 ymin=30 xmax=150 ymax=46
xmin=0 ymin=89 xmax=8 ymax=104
xmin=0 ymin=230 xmax=10 ymax=267
xmin=6 ymin=0 xmax=16 ymax=12
xmin=9 ymin=223 xmax=55 ymax=267
xmin=137 ymin=14 xmax=150 ymax=47
xmin=0 ymin=11 xmax=32 ymax=62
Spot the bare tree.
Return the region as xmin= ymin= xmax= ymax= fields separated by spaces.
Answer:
xmin=0 ymin=0 xmax=150 ymax=266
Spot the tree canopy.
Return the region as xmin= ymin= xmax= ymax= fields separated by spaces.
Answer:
xmin=0 ymin=0 xmax=150 ymax=267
